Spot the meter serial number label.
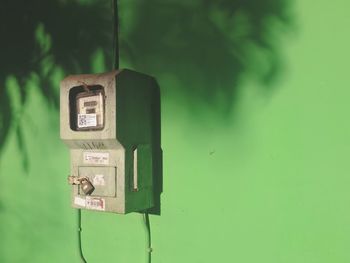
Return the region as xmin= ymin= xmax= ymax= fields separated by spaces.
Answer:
xmin=83 ymin=152 xmax=109 ymax=165
xmin=78 ymin=114 xmax=97 ymax=128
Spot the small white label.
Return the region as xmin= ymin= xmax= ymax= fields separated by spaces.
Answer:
xmin=93 ymin=174 xmax=105 ymax=186
xmin=78 ymin=114 xmax=97 ymax=128
xmin=86 ymin=197 xmax=105 ymax=211
xmin=83 ymin=152 xmax=109 ymax=165
xmin=74 ymin=197 xmax=86 ymax=207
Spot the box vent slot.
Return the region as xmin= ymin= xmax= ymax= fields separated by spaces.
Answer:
xmin=76 ymin=142 xmax=106 ymax=150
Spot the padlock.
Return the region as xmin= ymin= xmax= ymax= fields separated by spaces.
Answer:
xmin=80 ymin=178 xmax=95 ymax=195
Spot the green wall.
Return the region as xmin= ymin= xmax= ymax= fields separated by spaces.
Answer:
xmin=1 ymin=0 xmax=350 ymax=262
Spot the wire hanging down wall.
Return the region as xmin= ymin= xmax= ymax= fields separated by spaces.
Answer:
xmin=144 ymin=213 xmax=152 ymax=263
xmin=78 ymin=209 xmax=87 ymax=263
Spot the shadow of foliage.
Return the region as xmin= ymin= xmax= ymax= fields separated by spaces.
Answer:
xmin=120 ymin=0 xmax=293 ymax=114
xmin=0 ymin=0 xmax=113 ymax=162
xmin=0 ymin=0 xmax=293 ymax=162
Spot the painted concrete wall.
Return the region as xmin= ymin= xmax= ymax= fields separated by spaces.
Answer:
xmin=0 ymin=0 xmax=349 ymax=262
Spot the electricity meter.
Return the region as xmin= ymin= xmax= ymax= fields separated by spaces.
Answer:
xmin=60 ymin=69 xmax=162 ymax=214
xmin=75 ymin=89 xmax=104 ymax=130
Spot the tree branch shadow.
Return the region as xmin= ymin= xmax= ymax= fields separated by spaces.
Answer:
xmin=0 ymin=0 xmax=113 ymax=165
xmin=120 ymin=0 xmax=294 ymax=115
xmin=0 ymin=0 xmax=294 ymax=168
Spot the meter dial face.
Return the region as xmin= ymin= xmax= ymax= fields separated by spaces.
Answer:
xmin=76 ymin=91 xmax=104 ymax=130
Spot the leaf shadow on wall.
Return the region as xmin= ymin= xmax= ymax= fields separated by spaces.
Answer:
xmin=0 ymin=0 xmax=113 ymax=169
xmin=0 ymin=0 xmax=294 ymax=166
xmin=120 ymin=0 xmax=294 ymax=117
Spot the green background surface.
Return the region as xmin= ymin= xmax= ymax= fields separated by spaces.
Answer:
xmin=1 ymin=0 xmax=350 ymax=262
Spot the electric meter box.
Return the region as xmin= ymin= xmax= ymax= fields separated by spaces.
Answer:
xmin=60 ymin=69 xmax=162 ymax=214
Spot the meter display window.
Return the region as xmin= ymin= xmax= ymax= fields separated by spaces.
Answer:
xmin=69 ymin=85 xmax=105 ymax=131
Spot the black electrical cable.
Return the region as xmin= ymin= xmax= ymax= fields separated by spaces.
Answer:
xmin=143 ymin=212 xmax=152 ymax=263
xmin=112 ymin=0 xmax=119 ymax=69
xmin=78 ymin=209 xmax=87 ymax=263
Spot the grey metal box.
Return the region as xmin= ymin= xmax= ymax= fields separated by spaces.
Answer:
xmin=60 ymin=69 xmax=162 ymax=214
